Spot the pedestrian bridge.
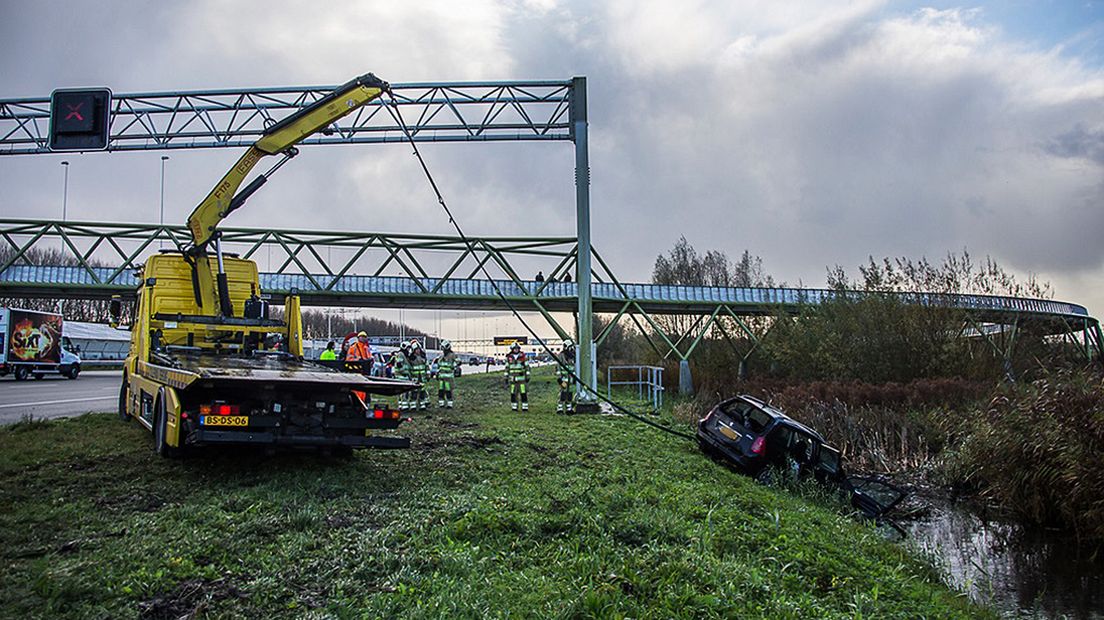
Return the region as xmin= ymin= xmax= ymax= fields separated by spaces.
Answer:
xmin=1 ymin=219 xmax=1099 ymax=361
xmin=0 ymin=262 xmax=1092 ymax=323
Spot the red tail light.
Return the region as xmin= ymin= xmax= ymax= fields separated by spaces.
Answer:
xmin=214 ymin=404 xmax=240 ymax=416
xmin=750 ymin=436 xmax=766 ymax=456
xmin=374 ymin=409 xmax=384 ymax=419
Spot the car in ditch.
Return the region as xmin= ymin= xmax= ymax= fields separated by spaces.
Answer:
xmin=697 ymin=394 xmax=906 ymax=521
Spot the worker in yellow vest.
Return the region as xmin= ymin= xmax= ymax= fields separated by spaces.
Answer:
xmin=505 ymin=342 xmax=530 ymax=411
xmin=409 ymin=339 xmax=429 ymax=410
xmin=436 ymin=340 xmax=458 ymax=408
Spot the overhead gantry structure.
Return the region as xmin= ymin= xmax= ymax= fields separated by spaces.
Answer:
xmin=1 ymin=79 xmax=1100 ymax=387
xmin=0 ymin=77 xmax=602 ymax=401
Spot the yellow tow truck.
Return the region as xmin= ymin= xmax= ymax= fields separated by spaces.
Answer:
xmin=112 ymin=73 xmax=417 ymax=456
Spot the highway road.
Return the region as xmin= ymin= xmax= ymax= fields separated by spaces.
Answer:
xmin=0 ymin=360 xmax=546 ymax=425
xmin=0 ymin=370 xmax=122 ymax=425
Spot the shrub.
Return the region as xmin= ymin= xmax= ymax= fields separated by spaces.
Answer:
xmin=954 ymin=369 xmax=1104 ymax=540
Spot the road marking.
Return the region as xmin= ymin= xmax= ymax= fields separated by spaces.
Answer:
xmin=0 ymin=396 xmax=116 ymax=410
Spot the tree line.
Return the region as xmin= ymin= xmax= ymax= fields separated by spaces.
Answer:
xmin=597 ymin=237 xmax=1079 ymax=385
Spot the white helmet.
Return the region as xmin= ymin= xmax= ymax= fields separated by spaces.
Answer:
xmin=563 ymin=338 xmax=574 ymax=349
xmin=441 ymin=339 xmax=452 ymax=350
xmin=410 ymin=339 xmax=422 ymax=350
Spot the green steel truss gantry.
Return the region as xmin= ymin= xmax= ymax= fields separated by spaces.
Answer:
xmin=0 ymin=77 xmax=601 ymax=399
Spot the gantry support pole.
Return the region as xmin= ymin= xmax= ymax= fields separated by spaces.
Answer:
xmin=572 ymin=76 xmax=597 ymax=408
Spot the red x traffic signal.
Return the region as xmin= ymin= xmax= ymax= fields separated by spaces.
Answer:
xmin=49 ymin=88 xmax=112 ymax=151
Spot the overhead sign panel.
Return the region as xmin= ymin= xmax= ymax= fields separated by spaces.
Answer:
xmin=493 ymin=336 xmax=528 ymax=346
xmin=49 ymin=88 xmax=112 ymax=152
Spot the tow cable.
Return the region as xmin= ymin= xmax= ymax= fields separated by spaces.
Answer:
xmin=384 ymin=92 xmax=695 ymax=443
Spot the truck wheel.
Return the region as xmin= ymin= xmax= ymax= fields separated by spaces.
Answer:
xmin=66 ymin=365 xmax=80 ymax=380
xmin=13 ymin=366 xmax=29 ymax=381
xmin=153 ymin=397 xmax=179 ymax=458
xmin=118 ymin=377 xmax=130 ymax=422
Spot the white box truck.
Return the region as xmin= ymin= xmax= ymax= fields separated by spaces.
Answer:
xmin=0 ymin=308 xmax=82 ymax=380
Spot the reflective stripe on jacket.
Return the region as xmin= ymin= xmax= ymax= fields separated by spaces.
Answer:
xmin=437 ymin=354 xmax=457 ymax=378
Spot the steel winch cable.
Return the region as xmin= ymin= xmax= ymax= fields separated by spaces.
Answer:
xmin=384 ymin=92 xmax=695 ymax=442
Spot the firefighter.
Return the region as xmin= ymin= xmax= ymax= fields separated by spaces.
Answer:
xmin=436 ymin=340 xmax=458 ymax=408
xmin=392 ymin=341 xmax=412 ymax=410
xmin=345 ymin=331 xmax=373 ymax=374
xmin=556 ymin=339 xmax=576 ymax=414
xmin=505 ymin=342 xmax=531 ymax=411
xmin=409 ymin=339 xmax=429 ymax=410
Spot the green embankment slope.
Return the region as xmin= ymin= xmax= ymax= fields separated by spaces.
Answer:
xmin=0 ymin=369 xmax=988 ymax=618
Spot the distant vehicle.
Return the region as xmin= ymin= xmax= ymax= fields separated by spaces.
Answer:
xmin=697 ymin=395 xmax=906 ymax=520
xmin=0 ymin=307 xmax=82 ymax=380
xmin=468 ymin=357 xmax=480 ymax=366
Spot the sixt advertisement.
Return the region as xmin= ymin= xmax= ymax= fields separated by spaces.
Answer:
xmin=6 ymin=309 xmax=62 ymax=364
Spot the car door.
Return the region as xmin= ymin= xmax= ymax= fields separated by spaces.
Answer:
xmin=845 ymin=476 xmax=908 ymax=518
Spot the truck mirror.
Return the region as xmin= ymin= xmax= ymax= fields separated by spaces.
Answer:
xmin=109 ymin=295 xmax=122 ymax=328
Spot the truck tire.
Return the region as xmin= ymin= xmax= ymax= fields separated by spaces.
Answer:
xmin=66 ymin=365 xmax=80 ymax=380
xmin=118 ymin=376 xmax=130 ymax=422
xmin=14 ymin=366 xmax=29 ymax=381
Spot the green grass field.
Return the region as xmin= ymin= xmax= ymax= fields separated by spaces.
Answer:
xmin=0 ymin=369 xmax=989 ymax=619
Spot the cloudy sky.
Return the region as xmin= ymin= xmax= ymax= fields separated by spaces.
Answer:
xmin=1 ymin=1 xmax=1102 ymax=342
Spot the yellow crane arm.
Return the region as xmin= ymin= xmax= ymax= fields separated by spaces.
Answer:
xmin=186 ymin=73 xmax=390 ymax=250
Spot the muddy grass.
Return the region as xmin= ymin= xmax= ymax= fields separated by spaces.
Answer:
xmin=0 ymin=369 xmax=991 ymax=618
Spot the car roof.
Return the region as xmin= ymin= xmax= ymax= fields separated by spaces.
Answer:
xmin=733 ymin=395 xmax=826 ymax=442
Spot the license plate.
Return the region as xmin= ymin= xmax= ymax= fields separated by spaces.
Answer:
xmin=718 ymin=424 xmax=740 ymax=441
xmin=201 ymin=415 xmax=248 ymax=427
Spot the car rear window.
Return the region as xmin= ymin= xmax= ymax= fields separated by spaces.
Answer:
xmin=721 ymin=400 xmax=773 ymax=433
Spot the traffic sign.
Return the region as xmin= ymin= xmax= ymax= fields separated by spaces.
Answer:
xmin=49 ymin=88 xmax=112 ymax=151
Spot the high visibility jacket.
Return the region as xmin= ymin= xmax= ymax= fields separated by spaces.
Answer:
xmin=506 ymin=353 xmax=530 ymax=383
xmin=392 ymin=351 xmax=410 ymax=378
xmin=557 ymin=351 xmax=574 ymax=382
xmin=320 ymin=349 xmax=337 ymax=361
xmin=437 ymin=353 xmax=457 ymax=379
xmin=411 ymin=352 xmax=428 ymax=378
xmin=346 ymin=341 xmax=372 ymax=362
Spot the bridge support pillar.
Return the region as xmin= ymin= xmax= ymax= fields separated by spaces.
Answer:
xmin=679 ymin=359 xmax=693 ymax=396
xmin=572 ymin=76 xmax=598 ymax=407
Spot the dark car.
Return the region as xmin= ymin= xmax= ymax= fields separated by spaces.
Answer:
xmin=697 ymin=395 xmax=906 ymax=520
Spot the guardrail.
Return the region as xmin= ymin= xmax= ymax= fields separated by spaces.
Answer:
xmin=607 ymin=365 xmax=664 ymax=411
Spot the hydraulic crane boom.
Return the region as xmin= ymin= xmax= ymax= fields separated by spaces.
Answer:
xmin=180 ymin=73 xmax=388 ymax=317
xmin=186 ymin=73 xmax=389 ymax=251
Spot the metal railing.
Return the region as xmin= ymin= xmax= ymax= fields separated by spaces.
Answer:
xmin=607 ymin=365 xmax=664 ymax=411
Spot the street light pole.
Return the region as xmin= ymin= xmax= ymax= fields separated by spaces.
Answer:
xmin=60 ymin=161 xmax=69 ymax=221
xmin=159 ymin=156 xmax=169 ymax=248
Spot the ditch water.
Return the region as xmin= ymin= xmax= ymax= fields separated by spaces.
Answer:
xmin=904 ymin=498 xmax=1104 ymax=618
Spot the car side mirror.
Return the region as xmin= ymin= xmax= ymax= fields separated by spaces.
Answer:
xmin=108 ymin=295 xmax=122 ymax=328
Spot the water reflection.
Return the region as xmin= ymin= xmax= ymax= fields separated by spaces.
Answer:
xmin=905 ymin=498 xmax=1103 ymax=618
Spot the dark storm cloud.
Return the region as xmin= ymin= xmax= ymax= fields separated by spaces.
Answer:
xmin=1046 ymin=125 xmax=1104 ymax=165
